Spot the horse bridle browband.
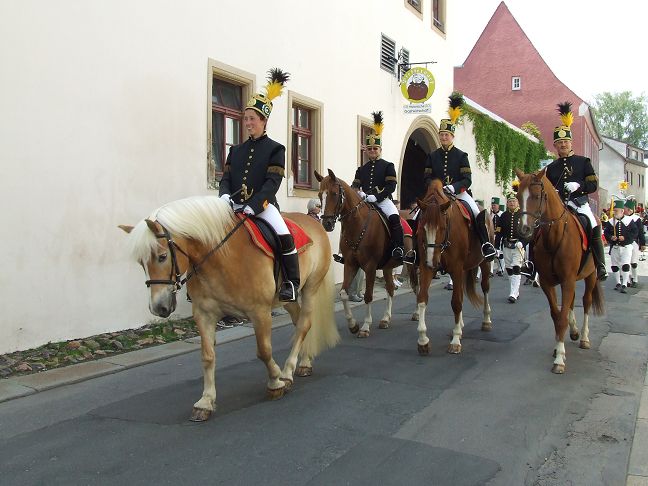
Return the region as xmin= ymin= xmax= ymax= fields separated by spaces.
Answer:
xmin=424 ymin=193 xmax=452 ymax=254
xmin=518 ymin=178 xmax=567 ymax=231
xmin=144 ymin=215 xmax=249 ymax=292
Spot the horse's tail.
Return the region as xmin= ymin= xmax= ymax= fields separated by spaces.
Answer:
xmin=464 ymin=267 xmax=483 ymax=307
xmin=301 ymin=263 xmax=340 ymax=358
xmin=591 ymin=280 xmax=605 ymax=316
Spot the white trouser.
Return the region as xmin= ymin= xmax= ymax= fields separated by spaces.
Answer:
xmin=509 ymin=275 xmax=521 ymax=298
xmin=567 ymin=200 xmax=598 ymax=228
xmin=455 ymin=191 xmax=480 ymax=217
xmin=376 ymin=198 xmax=399 ymax=217
xmin=631 ymin=241 xmax=640 ymax=264
xmin=610 ymin=245 xmax=632 ymax=267
xmin=503 ymin=245 xmax=524 ymax=268
xmin=232 ymin=202 xmax=289 ymax=235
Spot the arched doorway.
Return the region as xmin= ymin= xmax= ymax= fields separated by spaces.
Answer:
xmin=399 ymin=117 xmax=438 ymax=209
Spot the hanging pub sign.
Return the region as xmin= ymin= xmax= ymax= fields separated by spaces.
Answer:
xmin=401 ymin=66 xmax=435 ymax=114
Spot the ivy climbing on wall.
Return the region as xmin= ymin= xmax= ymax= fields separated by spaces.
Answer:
xmin=462 ymin=107 xmax=547 ymax=189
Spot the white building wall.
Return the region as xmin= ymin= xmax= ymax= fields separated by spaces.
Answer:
xmin=599 ymin=143 xmax=626 ymax=205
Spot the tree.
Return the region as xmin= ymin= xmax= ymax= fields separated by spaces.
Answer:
xmin=591 ymin=91 xmax=648 ymax=148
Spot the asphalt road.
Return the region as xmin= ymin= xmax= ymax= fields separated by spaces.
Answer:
xmin=1 ymin=274 xmax=647 ymax=486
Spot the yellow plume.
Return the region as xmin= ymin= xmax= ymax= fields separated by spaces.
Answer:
xmin=264 ymin=68 xmax=290 ymax=101
xmin=265 ymin=81 xmax=283 ymax=101
xmin=371 ymin=111 xmax=384 ymax=136
xmin=448 ymin=106 xmax=461 ymax=124
xmin=557 ymin=101 xmax=573 ymax=128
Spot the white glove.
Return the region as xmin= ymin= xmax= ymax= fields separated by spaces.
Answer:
xmin=220 ymin=194 xmax=230 ymax=203
xmin=564 ymin=182 xmax=580 ymax=193
xmin=358 ymin=191 xmax=367 ymax=199
xmin=366 ymin=195 xmax=377 ymax=203
xmin=443 ymin=185 xmax=455 ymax=194
xmin=515 ymin=241 xmax=524 ymax=249
xmin=243 ymin=206 xmax=255 ymax=215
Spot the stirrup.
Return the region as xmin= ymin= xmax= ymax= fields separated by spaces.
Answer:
xmin=392 ymin=247 xmax=404 ymax=260
xmin=403 ymin=249 xmax=416 ymax=265
xmin=597 ymin=266 xmax=608 ymax=282
xmin=520 ymin=261 xmax=535 ymax=278
xmin=333 ymin=253 xmax=345 ymax=264
xmin=481 ymin=243 xmax=496 ymax=261
xmin=279 ymin=281 xmax=298 ymax=302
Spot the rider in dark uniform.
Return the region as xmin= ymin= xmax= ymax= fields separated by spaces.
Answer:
xmin=544 ymin=101 xmax=607 ymax=281
xmin=352 ymin=111 xmax=406 ymax=263
xmin=219 ymin=68 xmax=300 ymax=302
xmin=423 ymin=93 xmax=496 ymax=261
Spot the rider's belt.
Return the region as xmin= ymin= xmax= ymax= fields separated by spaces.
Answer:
xmin=569 ymin=195 xmax=589 ymax=207
xmin=503 ymin=239 xmax=519 ymax=249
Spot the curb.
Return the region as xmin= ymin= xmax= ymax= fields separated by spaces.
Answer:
xmin=0 ymin=284 xmax=416 ymax=404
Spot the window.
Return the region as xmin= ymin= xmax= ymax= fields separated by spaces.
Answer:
xmin=287 ymin=91 xmax=322 ymax=194
xmin=207 ymin=60 xmax=255 ymax=189
xmin=212 ymin=78 xmax=243 ymax=178
xmin=512 ymin=76 xmax=521 ymax=91
xmin=380 ymin=34 xmax=397 ymax=74
xmin=432 ymin=0 xmax=446 ymax=33
xmin=407 ymin=0 xmax=422 ymax=12
xmin=360 ymin=123 xmax=373 ymax=166
xmin=292 ymin=106 xmax=312 ymax=188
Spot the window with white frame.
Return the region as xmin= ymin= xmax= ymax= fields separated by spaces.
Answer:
xmin=512 ymin=76 xmax=521 ymax=91
xmin=288 ymin=92 xmax=322 ymax=193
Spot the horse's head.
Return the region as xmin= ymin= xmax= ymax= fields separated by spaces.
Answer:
xmin=120 ymin=220 xmax=189 ymax=318
xmin=515 ymin=167 xmax=548 ymax=239
xmin=417 ymin=180 xmax=451 ymax=269
xmin=315 ymin=169 xmax=360 ymax=232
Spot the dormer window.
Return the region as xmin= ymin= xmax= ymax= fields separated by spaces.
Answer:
xmin=512 ymin=76 xmax=521 ymax=91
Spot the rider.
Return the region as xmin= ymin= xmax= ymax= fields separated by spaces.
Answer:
xmin=604 ymin=198 xmax=638 ymax=293
xmin=352 ymin=111 xmax=406 ymax=263
xmin=495 ymin=192 xmax=525 ymax=303
xmin=624 ymin=199 xmax=646 ymax=287
xmin=423 ymin=93 xmax=497 ymax=261
xmin=219 ymin=68 xmax=300 ymax=302
xmin=544 ymin=101 xmax=607 ymax=281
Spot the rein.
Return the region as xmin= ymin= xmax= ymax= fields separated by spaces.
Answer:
xmin=145 ymin=215 xmax=248 ymax=292
xmin=322 ymin=181 xmax=371 ymax=252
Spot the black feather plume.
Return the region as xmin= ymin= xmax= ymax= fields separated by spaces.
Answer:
xmin=267 ymin=68 xmax=290 ymax=85
xmin=448 ymin=92 xmax=464 ymax=109
xmin=371 ymin=111 xmax=383 ymax=126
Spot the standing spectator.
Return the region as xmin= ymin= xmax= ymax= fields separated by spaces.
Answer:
xmin=306 ymin=198 xmax=322 ymax=221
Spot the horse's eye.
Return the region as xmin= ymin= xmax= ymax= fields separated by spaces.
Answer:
xmin=158 ymin=253 xmax=168 ymax=263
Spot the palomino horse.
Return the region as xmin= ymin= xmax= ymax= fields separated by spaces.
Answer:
xmin=120 ymin=196 xmax=339 ymax=421
xmin=412 ymin=180 xmax=493 ymax=354
xmin=316 ymin=169 xmax=410 ymax=338
xmin=515 ymin=168 xmax=604 ymax=373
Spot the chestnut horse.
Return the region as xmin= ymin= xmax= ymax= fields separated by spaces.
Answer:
xmin=515 ymin=168 xmax=604 ymax=373
xmin=412 ymin=180 xmax=493 ymax=354
xmin=316 ymin=169 xmax=412 ymax=337
xmin=120 ymin=196 xmax=339 ymax=421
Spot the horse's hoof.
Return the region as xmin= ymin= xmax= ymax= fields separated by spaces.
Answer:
xmin=551 ymin=364 xmax=565 ymax=374
xmin=266 ymin=386 xmax=286 ymax=400
xmin=411 ymin=313 xmax=419 ymax=321
xmin=295 ymin=366 xmax=313 ymax=377
xmin=379 ymin=320 xmax=390 ymax=329
xmin=580 ymin=340 xmax=591 ymax=350
xmin=280 ymin=378 xmax=293 ymax=391
xmin=189 ymin=407 xmax=212 ymax=422
xmin=481 ymin=322 xmax=492 ymax=332
xmin=570 ymin=331 xmax=580 ymax=341
xmin=447 ymin=344 xmax=462 ymax=354
xmin=417 ymin=343 xmax=430 ymax=355
xmin=349 ymin=323 xmax=360 ymax=334
xmin=357 ymin=330 xmax=370 ymax=338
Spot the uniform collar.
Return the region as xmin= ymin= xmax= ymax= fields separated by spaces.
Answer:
xmin=559 ymin=150 xmax=575 ymax=160
xmin=248 ymin=132 xmax=268 ymax=142
xmin=441 ymin=144 xmax=454 ymax=153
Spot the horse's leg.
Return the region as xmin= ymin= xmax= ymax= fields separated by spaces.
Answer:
xmin=379 ymin=265 xmax=395 ymax=329
xmin=479 ymin=260 xmax=492 ymax=331
xmin=539 ymin=281 xmax=563 ymax=368
xmin=448 ymin=270 xmax=465 ymax=354
xmin=341 ymin=263 xmax=359 ymax=334
xmin=579 ymin=272 xmax=596 ymax=350
xmin=190 ymin=310 xmax=218 ymax=422
xmin=280 ymin=302 xmax=307 ymax=386
xmin=250 ymin=310 xmax=285 ymax=399
xmin=567 ymin=302 xmax=579 ymax=342
xmin=358 ymin=266 xmax=377 ymax=338
xmin=416 ymin=265 xmax=434 ymax=354
xmin=552 ymin=280 xmax=576 ymax=374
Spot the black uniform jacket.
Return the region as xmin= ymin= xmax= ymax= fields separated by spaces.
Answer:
xmin=352 ymin=158 xmax=397 ymax=202
xmin=491 ymin=210 xmax=503 ymax=231
xmin=423 ymin=145 xmax=472 ymax=193
xmin=219 ymin=134 xmax=285 ymax=215
xmin=630 ymin=215 xmax=646 ymax=246
xmin=495 ymin=209 xmax=523 ymax=249
xmin=545 ymin=153 xmax=598 ymax=201
xmin=603 ymin=217 xmax=638 ymax=247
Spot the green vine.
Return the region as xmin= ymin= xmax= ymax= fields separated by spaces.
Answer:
xmin=462 ymin=107 xmax=547 ymax=189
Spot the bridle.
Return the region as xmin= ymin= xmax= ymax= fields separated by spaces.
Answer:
xmin=321 ymin=180 xmax=365 ymax=226
xmin=518 ymin=178 xmax=567 ymax=232
xmin=423 ymin=194 xmax=451 ymax=254
xmin=144 ymin=215 xmax=248 ymax=292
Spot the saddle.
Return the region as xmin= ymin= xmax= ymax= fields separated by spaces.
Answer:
xmin=566 ymin=208 xmax=590 ymax=252
xmin=366 ymin=202 xmax=413 ymax=268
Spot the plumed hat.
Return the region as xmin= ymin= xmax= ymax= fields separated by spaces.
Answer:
xmin=439 ymin=92 xmax=464 ymax=134
xmin=246 ymin=68 xmax=290 ymax=118
xmin=553 ymin=101 xmax=573 ymax=143
xmin=366 ymin=111 xmax=384 ymax=148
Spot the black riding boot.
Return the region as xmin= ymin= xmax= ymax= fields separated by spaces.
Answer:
xmin=476 ymin=210 xmax=496 ymax=261
xmin=520 ymin=243 xmax=536 ymax=279
xmin=278 ymin=234 xmax=300 ymax=302
xmin=591 ymin=226 xmax=608 ymax=281
xmin=388 ymin=214 xmax=404 ymax=262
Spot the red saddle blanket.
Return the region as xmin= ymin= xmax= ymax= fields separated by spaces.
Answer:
xmin=401 ymin=217 xmax=413 ymax=236
xmin=236 ymin=214 xmax=313 ymax=258
xmin=569 ymin=213 xmax=588 ymax=251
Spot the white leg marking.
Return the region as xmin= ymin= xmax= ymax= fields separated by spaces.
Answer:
xmin=553 ymin=341 xmax=566 ymax=367
xmin=417 ymin=302 xmax=429 ymax=346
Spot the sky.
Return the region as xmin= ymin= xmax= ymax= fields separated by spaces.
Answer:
xmin=453 ymin=0 xmax=648 ymax=104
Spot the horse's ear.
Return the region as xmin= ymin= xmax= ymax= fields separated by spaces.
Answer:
xmin=327 ymin=168 xmax=337 ymax=182
xmin=537 ymin=167 xmax=547 ymax=179
xmin=145 ymin=219 xmax=158 ymax=233
xmin=417 ymin=198 xmax=428 ymax=210
xmin=118 ymin=224 xmax=134 ymax=234
xmin=314 ymin=170 xmax=323 ymax=182
xmin=514 ymin=168 xmax=525 ymax=179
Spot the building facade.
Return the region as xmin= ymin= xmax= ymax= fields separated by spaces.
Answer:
xmin=600 ymin=137 xmax=647 ymax=209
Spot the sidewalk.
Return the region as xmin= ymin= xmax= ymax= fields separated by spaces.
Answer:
xmin=0 ymin=283 xmax=418 ymax=404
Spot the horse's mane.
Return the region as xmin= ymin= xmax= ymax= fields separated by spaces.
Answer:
xmin=127 ymin=196 xmax=237 ymax=264
xmin=418 ymin=180 xmax=448 ymax=230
